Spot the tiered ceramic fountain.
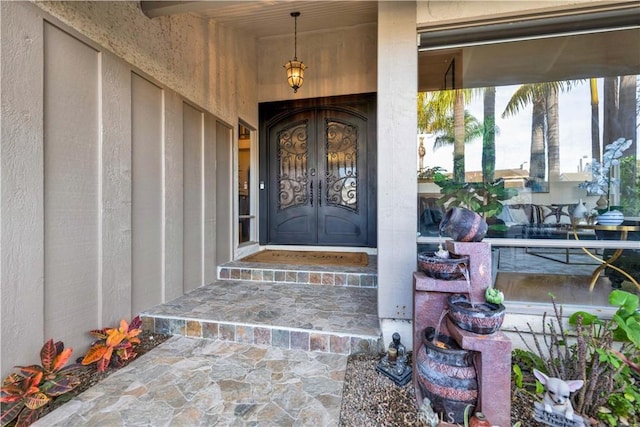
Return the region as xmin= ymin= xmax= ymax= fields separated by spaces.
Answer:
xmin=413 ymin=208 xmax=511 ymax=426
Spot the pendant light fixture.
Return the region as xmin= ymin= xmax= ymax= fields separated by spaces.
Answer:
xmin=284 ymin=12 xmax=306 ymax=93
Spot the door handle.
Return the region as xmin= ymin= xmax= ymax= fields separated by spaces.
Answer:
xmin=310 ymin=168 xmax=316 ymax=177
xmin=310 ymin=181 xmax=313 ymax=207
xmin=319 ymin=180 xmax=322 ymax=206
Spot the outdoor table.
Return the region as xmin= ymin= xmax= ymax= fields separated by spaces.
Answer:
xmin=571 ymin=224 xmax=640 ymax=292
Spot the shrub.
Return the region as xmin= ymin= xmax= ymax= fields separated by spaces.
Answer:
xmin=1 ymin=339 xmax=80 ymax=427
xmin=81 ymin=316 xmax=142 ymax=372
xmin=513 ymin=291 xmax=640 ymax=426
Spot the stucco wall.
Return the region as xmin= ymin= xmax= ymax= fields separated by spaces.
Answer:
xmin=257 ymin=23 xmax=377 ymax=102
xmin=1 ymin=1 xmax=256 ymax=377
xmin=35 ymin=0 xmax=257 ymax=127
xmin=376 ymin=2 xmax=418 ymax=321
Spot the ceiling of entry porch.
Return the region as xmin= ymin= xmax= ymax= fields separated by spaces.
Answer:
xmin=140 ymin=1 xmax=639 ymax=92
xmin=140 ymin=1 xmax=378 ymax=38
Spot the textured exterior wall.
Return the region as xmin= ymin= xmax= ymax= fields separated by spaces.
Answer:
xmin=257 ymin=23 xmax=377 ymax=102
xmin=376 ymin=2 xmax=418 ymax=321
xmin=1 ymin=1 xmax=256 ymax=377
xmin=1 ymin=1 xmax=46 ymax=376
xmin=35 ymin=0 xmax=257 ymax=127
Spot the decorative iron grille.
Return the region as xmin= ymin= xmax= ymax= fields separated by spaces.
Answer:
xmin=277 ymin=121 xmax=308 ymax=210
xmin=325 ymin=120 xmax=358 ymax=212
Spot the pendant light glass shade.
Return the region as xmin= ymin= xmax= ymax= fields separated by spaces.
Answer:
xmin=284 ymin=12 xmax=306 ymax=93
xmin=284 ymin=59 xmax=306 ymax=93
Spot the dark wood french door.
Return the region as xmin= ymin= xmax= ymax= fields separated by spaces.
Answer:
xmin=259 ymin=94 xmax=376 ymax=247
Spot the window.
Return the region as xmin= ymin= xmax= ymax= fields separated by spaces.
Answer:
xmin=417 ymin=17 xmax=639 ymax=306
xmin=238 ymin=123 xmax=254 ymax=246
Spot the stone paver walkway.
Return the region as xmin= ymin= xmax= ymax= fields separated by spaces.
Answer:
xmin=34 ymin=336 xmax=348 ymax=426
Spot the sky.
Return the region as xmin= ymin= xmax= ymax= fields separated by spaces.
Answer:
xmin=418 ymin=79 xmax=638 ymax=175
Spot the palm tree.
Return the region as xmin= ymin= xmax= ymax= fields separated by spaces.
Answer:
xmin=590 ymin=78 xmax=601 ymax=162
xmin=431 ymin=110 xmax=484 ymax=150
xmin=502 ymin=85 xmax=546 ymax=183
xmin=546 ymin=86 xmax=560 ymax=180
xmin=453 ymin=90 xmax=465 ymax=182
xmin=418 ymin=89 xmax=474 ymax=182
xmin=502 ymin=81 xmax=570 ymax=185
xmin=482 ymin=87 xmax=496 ymax=183
xmin=619 ymin=75 xmax=637 ymax=157
xmin=417 ymin=92 xmax=445 ymax=134
xmin=604 ymin=75 xmax=638 ymax=210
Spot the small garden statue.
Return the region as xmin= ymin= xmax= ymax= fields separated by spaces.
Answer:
xmin=375 ymin=332 xmax=412 ymax=386
xmin=389 ymin=332 xmax=408 ymax=373
xmin=533 ymin=369 xmax=585 ymax=426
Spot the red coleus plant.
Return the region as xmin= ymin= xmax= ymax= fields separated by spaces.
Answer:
xmin=81 ymin=316 xmax=142 ymax=372
xmin=1 ymin=339 xmax=80 ymax=427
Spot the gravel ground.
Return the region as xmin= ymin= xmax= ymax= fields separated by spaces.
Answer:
xmin=338 ymin=352 xmax=541 ymax=426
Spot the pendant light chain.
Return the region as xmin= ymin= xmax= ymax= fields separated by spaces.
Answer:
xmin=293 ymin=13 xmax=298 ymax=60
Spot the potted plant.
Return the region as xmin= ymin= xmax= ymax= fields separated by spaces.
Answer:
xmin=433 ymin=173 xmax=518 ymax=233
xmin=579 ymin=137 xmax=632 ymax=225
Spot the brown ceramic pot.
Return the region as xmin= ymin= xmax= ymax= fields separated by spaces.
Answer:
xmin=416 ymin=328 xmax=478 ymax=424
xmin=439 ymin=207 xmax=488 ymax=242
xmin=417 ymin=252 xmax=470 ymax=280
xmin=447 ymin=294 xmax=505 ymax=335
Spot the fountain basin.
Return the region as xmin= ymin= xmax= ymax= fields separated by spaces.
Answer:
xmin=447 ymin=294 xmax=505 ymax=335
xmin=416 ymin=328 xmax=478 ymax=423
xmin=417 ymin=252 xmax=470 ymax=280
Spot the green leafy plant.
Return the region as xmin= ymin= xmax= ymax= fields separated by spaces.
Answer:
xmin=82 ymin=316 xmax=142 ymax=372
xmin=514 ymin=291 xmax=640 ymax=426
xmin=418 ymin=166 xmax=446 ymax=180
xmin=1 ymin=339 xmax=80 ymax=427
xmin=569 ymin=290 xmax=640 ymax=425
xmin=619 ymin=155 xmax=640 ymax=216
xmin=433 ymin=173 xmax=517 ymax=222
xmin=570 ymin=290 xmax=640 ymax=369
xmin=511 ymin=350 xmax=545 ymax=400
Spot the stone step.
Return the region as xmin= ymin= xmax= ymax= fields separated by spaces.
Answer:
xmin=217 ymin=257 xmax=378 ymax=288
xmin=140 ymin=279 xmax=381 ymax=356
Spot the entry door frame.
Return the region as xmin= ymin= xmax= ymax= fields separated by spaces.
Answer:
xmin=258 ymin=93 xmax=377 ymax=247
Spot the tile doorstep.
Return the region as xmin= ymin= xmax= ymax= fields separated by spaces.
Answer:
xmin=141 ymin=262 xmax=381 ymax=355
xmin=140 ymin=315 xmax=381 ymax=356
xmin=218 ymin=266 xmax=378 ymax=288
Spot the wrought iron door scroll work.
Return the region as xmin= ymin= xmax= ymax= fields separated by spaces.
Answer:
xmin=277 ymin=121 xmax=308 ymax=210
xmin=325 ymin=119 xmax=358 ymax=211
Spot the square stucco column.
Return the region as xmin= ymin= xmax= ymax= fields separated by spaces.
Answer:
xmin=377 ymin=2 xmax=417 ymax=327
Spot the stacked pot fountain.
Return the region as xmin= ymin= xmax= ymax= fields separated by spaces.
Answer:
xmin=413 ymin=208 xmax=511 ymax=426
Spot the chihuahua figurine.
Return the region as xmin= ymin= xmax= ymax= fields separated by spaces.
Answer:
xmin=534 ymin=369 xmax=584 ymax=421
